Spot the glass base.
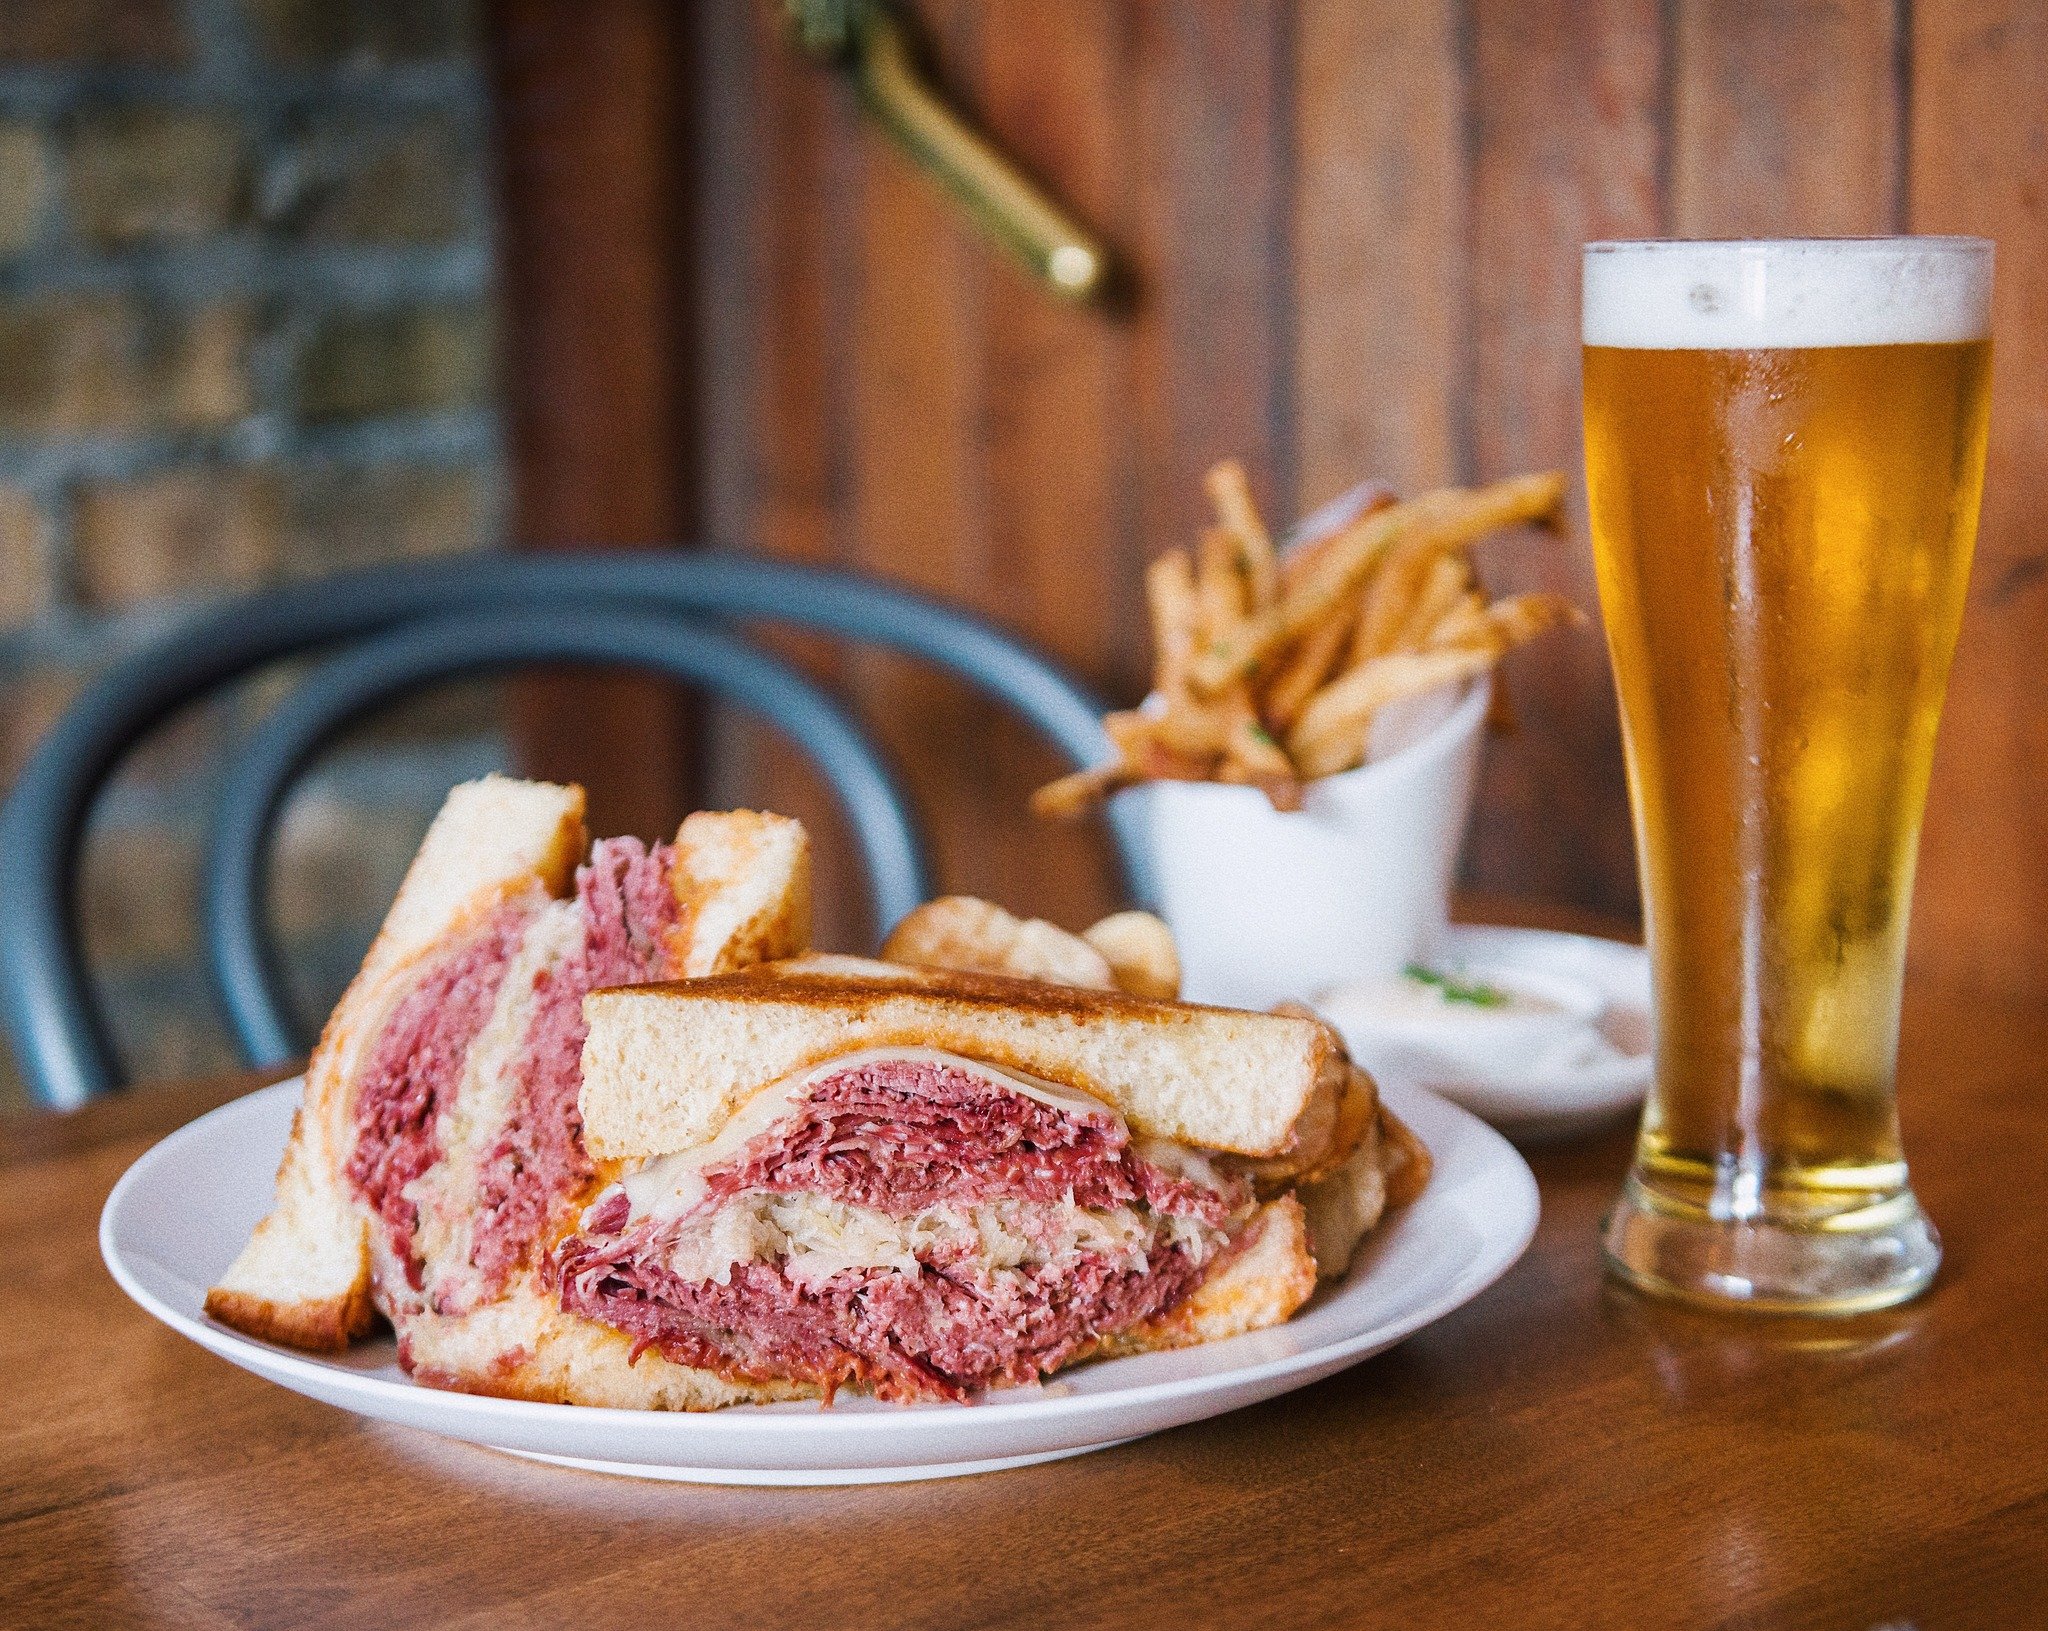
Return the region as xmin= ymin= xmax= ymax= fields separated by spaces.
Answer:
xmin=1602 ymin=1173 xmax=1941 ymax=1314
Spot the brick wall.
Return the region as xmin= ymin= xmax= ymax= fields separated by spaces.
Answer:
xmin=0 ymin=0 xmax=507 ymax=1106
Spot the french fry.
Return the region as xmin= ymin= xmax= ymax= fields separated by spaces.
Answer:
xmin=1196 ymin=525 xmax=1249 ymax=639
xmin=1196 ymin=682 xmax=1298 ymax=808
xmin=1029 ymin=763 xmax=1128 ymax=821
xmin=1093 ymin=694 xmax=1291 ymax=809
xmin=1287 ymin=646 xmax=1499 ymax=778
xmin=1225 ymin=710 xmax=1298 ymax=799
xmin=1352 ymin=528 xmax=1463 ymax=664
xmin=1105 ymin=707 xmax=1207 ymax=778
xmin=1351 ymin=546 xmax=1422 ymax=661
xmin=1192 ymin=516 xmax=1299 ymax=799
xmin=1481 ymin=591 xmax=1586 ymax=647
xmin=1233 ymin=771 xmax=1306 ymax=811
xmin=1259 ymin=776 xmax=1306 ymax=812
xmin=1227 ymin=707 xmax=1293 ymax=778
xmin=1260 ymin=602 xmax=1356 ymax=732
xmin=1204 ymin=459 xmax=1280 ymax=611
xmin=1222 ymin=690 xmax=1298 ymax=802
xmin=1279 ymin=481 xmax=1397 ymax=593
xmin=1424 ymin=591 xmax=1583 ymax=659
xmin=1146 ymin=551 xmax=1200 ymax=696
xmin=1132 ymin=697 xmax=1218 ymax=759
xmin=1379 ymin=552 xmax=1474 ymax=661
xmin=1215 ymin=752 xmax=1304 ymax=812
xmin=1417 ymin=588 xmax=1495 ymax=654
xmin=1283 ymin=718 xmax=1374 ymax=784
xmin=1192 ymin=472 xmax=1565 ymax=694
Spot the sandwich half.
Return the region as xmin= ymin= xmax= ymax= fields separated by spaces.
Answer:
xmin=206 ymin=776 xmax=814 ymax=1406
xmin=550 ymin=962 xmax=1422 ymax=1405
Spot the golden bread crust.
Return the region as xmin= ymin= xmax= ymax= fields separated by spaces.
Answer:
xmin=632 ymin=962 xmax=1288 ymax=1023
xmin=415 ymin=1313 xmax=820 ymax=1411
xmin=202 ymin=1282 xmax=376 ymax=1354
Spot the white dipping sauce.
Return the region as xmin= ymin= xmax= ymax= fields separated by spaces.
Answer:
xmin=1319 ymin=962 xmax=1623 ymax=1086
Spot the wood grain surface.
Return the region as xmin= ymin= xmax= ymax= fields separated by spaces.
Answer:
xmin=1908 ymin=0 xmax=2048 ymax=999
xmin=1463 ymin=0 xmax=1660 ymax=918
xmin=1669 ymin=0 xmax=1902 ymax=240
xmin=1292 ymin=0 xmax=1463 ymax=504
xmin=9 ymin=941 xmax=2046 ymax=1629
xmin=491 ymin=0 xmax=700 ymax=843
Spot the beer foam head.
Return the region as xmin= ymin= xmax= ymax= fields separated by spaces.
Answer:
xmin=1583 ymin=238 xmax=1992 ymax=349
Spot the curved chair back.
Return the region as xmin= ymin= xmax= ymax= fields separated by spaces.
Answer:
xmin=0 ymin=552 xmax=1135 ymax=1109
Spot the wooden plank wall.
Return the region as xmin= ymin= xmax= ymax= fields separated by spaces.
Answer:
xmin=676 ymin=0 xmax=2048 ymax=996
xmin=492 ymin=0 xmax=701 ymax=843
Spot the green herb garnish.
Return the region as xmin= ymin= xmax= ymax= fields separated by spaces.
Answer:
xmin=1247 ymin=722 xmax=1278 ymax=748
xmin=1404 ymin=963 xmax=1508 ymax=1008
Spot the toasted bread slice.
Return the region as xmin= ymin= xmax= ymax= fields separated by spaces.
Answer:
xmin=579 ymin=967 xmax=1333 ymax=1162
xmin=671 ymin=810 xmax=811 ymax=975
xmin=202 ymin=1105 xmax=375 ymax=1353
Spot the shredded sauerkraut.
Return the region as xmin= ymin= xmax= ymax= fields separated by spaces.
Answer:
xmin=659 ymin=1191 xmax=1220 ymax=1289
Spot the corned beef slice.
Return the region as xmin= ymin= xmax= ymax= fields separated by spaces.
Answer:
xmin=466 ymin=838 xmax=679 ymax=1293
xmin=560 ymin=1246 xmax=1209 ymax=1405
xmin=346 ymin=837 xmax=680 ymax=1307
xmin=701 ymin=1056 xmax=1231 ymax=1223
xmin=345 ymin=903 xmax=528 ymax=1290
xmin=555 ymin=1056 xmax=1247 ymax=1402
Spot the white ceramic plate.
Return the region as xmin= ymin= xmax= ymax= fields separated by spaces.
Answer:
xmin=1318 ymin=925 xmax=1652 ymax=1143
xmin=102 ymin=1077 xmax=1537 ymax=1486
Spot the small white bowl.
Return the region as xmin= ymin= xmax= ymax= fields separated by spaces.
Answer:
xmin=1317 ymin=924 xmax=1653 ymax=1143
xmin=1114 ymin=677 xmax=1489 ymax=1011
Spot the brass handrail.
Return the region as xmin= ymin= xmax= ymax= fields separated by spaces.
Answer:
xmin=786 ymin=0 xmax=1113 ymax=304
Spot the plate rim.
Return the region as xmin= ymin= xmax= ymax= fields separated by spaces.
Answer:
xmin=101 ymin=1074 xmax=1538 ymax=1447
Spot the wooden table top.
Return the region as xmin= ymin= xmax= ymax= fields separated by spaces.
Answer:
xmin=7 ymin=953 xmax=2046 ymax=1629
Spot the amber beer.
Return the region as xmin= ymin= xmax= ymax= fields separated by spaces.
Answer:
xmin=1583 ymin=239 xmax=1993 ymax=1311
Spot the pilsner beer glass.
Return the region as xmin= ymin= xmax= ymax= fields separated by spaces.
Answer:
xmin=1583 ymin=238 xmax=1993 ymax=1312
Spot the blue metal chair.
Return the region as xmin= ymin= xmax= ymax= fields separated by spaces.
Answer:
xmin=0 ymin=552 xmax=1138 ymax=1110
